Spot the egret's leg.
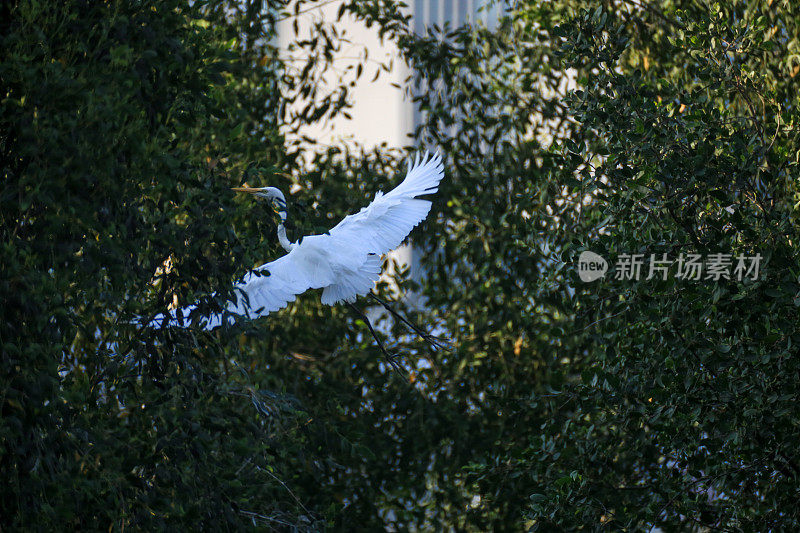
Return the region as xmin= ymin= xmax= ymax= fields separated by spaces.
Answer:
xmin=346 ymin=302 xmax=404 ymax=376
xmin=368 ymin=294 xmax=452 ymax=352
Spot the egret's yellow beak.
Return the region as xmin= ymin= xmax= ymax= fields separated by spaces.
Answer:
xmin=231 ymin=187 xmax=260 ymax=195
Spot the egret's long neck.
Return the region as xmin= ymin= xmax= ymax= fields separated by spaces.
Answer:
xmin=276 ymin=208 xmax=294 ymax=252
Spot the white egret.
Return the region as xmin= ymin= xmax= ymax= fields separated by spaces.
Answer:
xmin=147 ymin=151 xmax=445 ymax=369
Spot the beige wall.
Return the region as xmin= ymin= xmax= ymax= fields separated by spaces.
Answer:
xmin=277 ymin=1 xmax=499 ymax=149
xmin=276 ymin=1 xmax=413 ymax=150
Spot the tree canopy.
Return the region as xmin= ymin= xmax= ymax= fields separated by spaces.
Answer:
xmin=2 ymin=0 xmax=800 ymax=530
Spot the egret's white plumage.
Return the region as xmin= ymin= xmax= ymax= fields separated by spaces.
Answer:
xmin=149 ymin=151 xmax=444 ymax=330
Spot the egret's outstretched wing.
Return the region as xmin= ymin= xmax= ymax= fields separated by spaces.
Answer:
xmin=317 ymin=152 xmax=444 ymax=305
xmin=147 ymin=242 xmax=336 ymax=330
xmin=327 ymin=151 xmax=444 ymax=256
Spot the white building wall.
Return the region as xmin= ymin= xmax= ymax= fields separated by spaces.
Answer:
xmin=278 ymin=0 xmax=500 ymax=149
xmin=276 ymin=1 xmax=413 ymax=150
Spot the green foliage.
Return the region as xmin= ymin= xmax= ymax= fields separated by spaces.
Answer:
xmin=3 ymin=0 xmax=800 ymax=531
xmin=535 ymin=4 xmax=800 ymax=529
xmin=1 ymin=0 xmax=354 ymax=529
xmin=387 ymin=0 xmax=800 ymax=530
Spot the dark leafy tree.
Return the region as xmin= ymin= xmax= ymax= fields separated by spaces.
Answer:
xmin=381 ymin=0 xmax=800 ymax=530
xmin=4 ymin=0 xmax=800 ymax=530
